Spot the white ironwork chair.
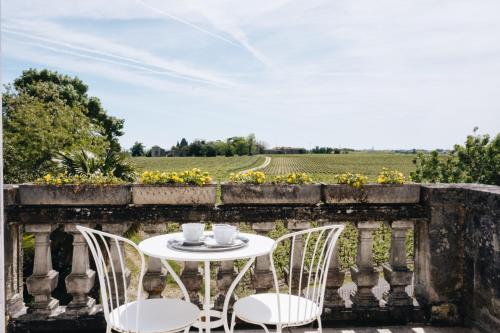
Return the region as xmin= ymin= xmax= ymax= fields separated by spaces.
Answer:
xmin=77 ymin=226 xmax=200 ymax=333
xmin=230 ymin=224 xmax=344 ymax=333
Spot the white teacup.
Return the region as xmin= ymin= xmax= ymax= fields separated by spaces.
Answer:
xmin=182 ymin=223 xmax=205 ymax=242
xmin=212 ymin=224 xmax=237 ymax=245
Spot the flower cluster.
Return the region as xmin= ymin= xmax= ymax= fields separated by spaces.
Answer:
xmin=377 ymin=168 xmax=406 ymax=184
xmin=229 ymin=170 xmax=266 ymax=184
xmin=35 ymin=173 xmax=123 ymax=185
xmin=139 ymin=168 xmax=212 ymax=186
xmin=272 ymin=173 xmax=313 ymax=185
xmin=334 ymin=172 xmax=368 ymax=189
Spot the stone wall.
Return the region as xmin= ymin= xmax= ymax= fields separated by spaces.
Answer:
xmin=463 ymin=185 xmax=500 ymax=332
xmin=3 ymin=183 xmax=500 ymax=333
xmin=416 ymin=184 xmax=500 ymax=331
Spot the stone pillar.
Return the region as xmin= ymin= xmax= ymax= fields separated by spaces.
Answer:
xmin=324 ymin=238 xmax=345 ymax=309
xmin=181 ymin=261 xmax=202 ymax=306
xmin=142 ymin=223 xmax=167 ymax=299
xmin=383 ymin=220 xmax=414 ymax=308
xmin=252 ymin=222 xmax=275 ymax=293
xmin=102 ymin=223 xmax=131 ymax=304
xmin=25 ymin=224 xmax=60 ymax=316
xmin=64 ymin=223 xmax=97 ymax=315
xmin=286 ymin=220 xmax=311 ymax=291
xmin=350 ymin=221 xmax=380 ymax=308
xmin=5 ymin=223 xmax=27 ymax=318
xmin=215 ymin=260 xmax=236 ymax=310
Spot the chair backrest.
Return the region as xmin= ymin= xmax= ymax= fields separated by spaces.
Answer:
xmin=77 ymin=225 xmax=145 ymax=332
xmin=269 ymin=224 xmax=344 ymax=326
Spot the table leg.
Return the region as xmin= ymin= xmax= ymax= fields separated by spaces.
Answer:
xmin=204 ymin=260 xmax=211 ymax=333
xmin=222 ymin=257 xmax=256 ymax=333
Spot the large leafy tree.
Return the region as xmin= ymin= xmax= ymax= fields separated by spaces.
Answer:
xmin=411 ymin=128 xmax=500 ymax=185
xmin=12 ymin=68 xmax=124 ymax=151
xmin=3 ymin=91 xmax=109 ymax=183
xmin=2 ymin=69 xmax=122 ymax=183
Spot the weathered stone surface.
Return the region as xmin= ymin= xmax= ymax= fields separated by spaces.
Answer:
xmin=18 ymin=184 xmax=130 ymax=205
xmin=415 ymin=185 xmax=466 ymax=325
xmin=350 ymin=221 xmax=380 ymax=309
xmin=462 ymin=186 xmax=500 ymax=333
xmin=131 ymin=184 xmax=216 ymax=205
xmin=4 ymin=183 xmax=499 ymax=333
xmin=8 ymin=203 xmax=427 ymax=224
xmin=323 ymin=184 xmax=421 ymax=204
xmin=221 ymin=183 xmax=321 ymax=205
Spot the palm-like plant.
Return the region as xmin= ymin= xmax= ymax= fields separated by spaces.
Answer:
xmin=53 ymin=149 xmax=136 ymax=182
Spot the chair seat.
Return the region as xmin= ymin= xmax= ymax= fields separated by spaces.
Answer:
xmin=233 ymin=293 xmax=320 ymax=326
xmin=109 ymin=298 xmax=200 ymax=333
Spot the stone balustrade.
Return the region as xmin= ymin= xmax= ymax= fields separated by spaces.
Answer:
xmin=3 ymin=183 xmax=499 ymax=333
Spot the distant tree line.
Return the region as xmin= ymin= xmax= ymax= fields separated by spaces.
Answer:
xmin=311 ymin=146 xmax=354 ymax=154
xmin=130 ymin=134 xmax=267 ymax=157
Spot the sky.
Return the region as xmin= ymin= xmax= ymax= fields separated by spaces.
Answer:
xmin=1 ymin=0 xmax=500 ymax=150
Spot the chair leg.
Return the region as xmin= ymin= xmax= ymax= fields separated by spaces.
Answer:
xmin=184 ymin=326 xmax=191 ymax=333
xmin=230 ymin=313 xmax=236 ymax=333
xmin=106 ymin=323 xmax=112 ymax=333
xmin=317 ymin=315 xmax=323 ymax=333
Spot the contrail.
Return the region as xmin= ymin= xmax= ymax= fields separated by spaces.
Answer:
xmin=135 ymin=0 xmax=241 ymax=48
xmin=2 ymin=27 xmax=233 ymax=87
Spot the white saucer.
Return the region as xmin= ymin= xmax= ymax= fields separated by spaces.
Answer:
xmin=204 ymin=236 xmax=244 ymax=248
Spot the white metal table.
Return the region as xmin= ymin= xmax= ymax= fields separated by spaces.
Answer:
xmin=138 ymin=232 xmax=275 ymax=333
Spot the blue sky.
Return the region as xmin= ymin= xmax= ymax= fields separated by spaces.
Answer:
xmin=2 ymin=0 xmax=500 ymax=150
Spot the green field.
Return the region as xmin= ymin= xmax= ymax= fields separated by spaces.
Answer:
xmin=130 ymin=155 xmax=265 ymax=181
xmin=131 ymin=152 xmax=417 ymax=182
xmin=262 ymin=153 xmax=417 ymax=182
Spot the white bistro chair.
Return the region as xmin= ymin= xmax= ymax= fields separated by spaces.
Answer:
xmin=230 ymin=224 xmax=344 ymax=333
xmin=77 ymin=226 xmax=200 ymax=333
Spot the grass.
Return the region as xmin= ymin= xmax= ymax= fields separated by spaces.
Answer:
xmin=262 ymin=153 xmax=417 ymax=182
xmin=130 ymin=155 xmax=266 ymax=181
xmin=131 ymin=152 xmax=417 ymax=183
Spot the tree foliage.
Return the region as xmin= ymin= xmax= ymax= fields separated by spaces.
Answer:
xmin=169 ymin=134 xmax=266 ymax=157
xmin=130 ymin=142 xmax=146 ymax=157
xmin=3 ymin=69 xmax=124 ymax=183
xmin=411 ymin=128 xmax=499 ymax=185
xmin=2 ymin=91 xmax=108 ymax=183
xmin=12 ymin=68 xmax=124 ymax=150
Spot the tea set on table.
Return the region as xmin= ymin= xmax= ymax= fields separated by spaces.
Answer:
xmin=168 ymin=223 xmax=249 ymax=252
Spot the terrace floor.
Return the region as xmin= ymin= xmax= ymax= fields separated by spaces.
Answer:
xmin=239 ymin=327 xmax=474 ymax=333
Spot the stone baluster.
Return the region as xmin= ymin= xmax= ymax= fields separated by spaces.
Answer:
xmin=287 ymin=220 xmax=311 ymax=291
xmin=142 ymin=223 xmax=167 ymax=299
xmin=382 ymin=220 xmax=414 ymax=308
xmin=5 ymin=223 xmax=27 ymax=318
xmin=252 ymin=222 xmax=275 ymax=293
xmin=25 ymin=224 xmax=60 ymax=316
xmin=181 ymin=261 xmax=202 ymax=306
xmin=64 ymin=223 xmax=97 ymax=315
xmin=350 ymin=221 xmax=380 ymax=308
xmin=102 ymin=223 xmax=131 ymax=304
xmin=324 ymin=230 xmax=345 ymax=309
xmin=215 ymin=259 xmax=236 ymax=310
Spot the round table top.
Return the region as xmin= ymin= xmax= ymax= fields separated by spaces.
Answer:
xmin=138 ymin=232 xmax=275 ymax=262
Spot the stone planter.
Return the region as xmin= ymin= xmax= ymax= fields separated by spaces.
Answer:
xmin=131 ymin=184 xmax=217 ymax=205
xmin=221 ymin=183 xmax=321 ymax=205
xmin=18 ymin=184 xmax=130 ymax=205
xmin=322 ymin=184 xmax=421 ymax=204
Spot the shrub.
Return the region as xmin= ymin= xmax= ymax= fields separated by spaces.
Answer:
xmin=228 ymin=170 xmax=266 ymax=184
xmin=377 ymin=168 xmax=406 ymax=184
xmin=139 ymin=168 xmax=212 ymax=186
xmin=272 ymin=173 xmax=313 ymax=184
xmin=411 ymin=128 xmax=499 ymax=185
xmin=334 ymin=172 xmax=368 ymax=188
